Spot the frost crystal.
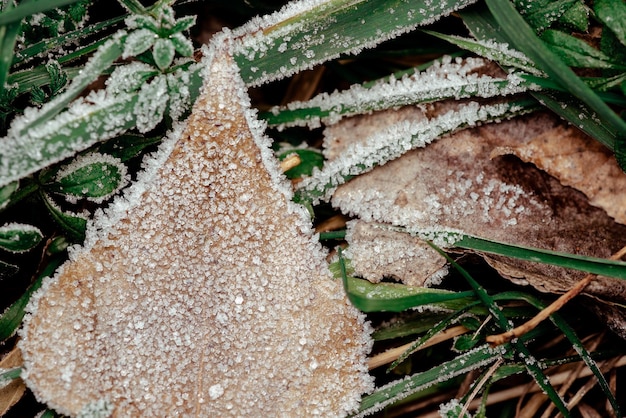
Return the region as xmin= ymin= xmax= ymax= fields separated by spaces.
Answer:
xmin=20 ymin=37 xmax=372 ymax=417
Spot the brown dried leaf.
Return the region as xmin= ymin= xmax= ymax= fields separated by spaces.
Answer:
xmin=345 ymin=220 xmax=448 ymax=287
xmin=19 ymin=42 xmax=372 ymax=417
xmin=329 ymin=109 xmax=626 ymax=305
xmin=0 ymin=346 xmax=25 ymax=416
xmin=491 ymin=124 xmax=626 ymax=224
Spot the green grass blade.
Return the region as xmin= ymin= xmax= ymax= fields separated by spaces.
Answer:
xmin=503 ymin=291 xmax=622 ymax=416
xmin=484 ymin=0 xmax=626 ymax=153
xmin=232 ymin=0 xmax=479 ymax=86
xmin=387 ymin=307 xmax=474 ymax=372
xmin=262 ymin=58 xmax=536 ymax=129
xmin=0 ymin=256 xmax=63 ymax=342
xmin=455 ymin=234 xmax=626 ymax=280
xmin=0 ymin=0 xmax=83 ymax=26
xmin=431 ymin=243 xmax=570 ymax=416
xmin=0 ymin=2 xmax=22 ymax=96
xmin=13 ymin=15 xmax=126 ymax=65
xmin=353 ymin=344 xmax=502 ymax=417
xmin=295 ymin=99 xmax=538 ymax=205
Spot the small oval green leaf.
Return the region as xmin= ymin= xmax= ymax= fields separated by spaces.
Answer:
xmin=169 ymin=32 xmax=193 ymax=57
xmin=153 ymin=37 xmax=175 ymax=70
xmin=0 ymin=223 xmax=43 ymax=253
xmin=0 ymin=181 xmax=18 ymax=210
xmin=51 ymin=153 xmax=128 ymax=203
xmin=123 ymin=28 xmax=157 ymax=59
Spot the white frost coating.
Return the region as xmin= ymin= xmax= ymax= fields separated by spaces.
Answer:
xmin=55 ymin=153 xmax=129 ymax=204
xmin=231 ymin=0 xmax=479 ymax=86
xmin=21 ymin=34 xmax=373 ymax=417
xmin=105 ymin=62 xmax=156 ymax=95
xmin=297 ymin=101 xmax=523 ymax=204
xmin=134 ymin=75 xmax=169 ymax=133
xmin=269 ymin=57 xmax=538 ymax=130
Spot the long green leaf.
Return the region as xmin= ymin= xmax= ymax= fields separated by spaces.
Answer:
xmin=262 ymin=57 xmax=536 ymax=129
xmin=0 ymin=1 xmax=22 ymax=96
xmin=0 ymin=256 xmax=63 ymax=341
xmin=484 ymin=0 xmax=626 ymax=153
xmin=0 ymin=0 xmax=83 ymax=26
xmin=232 ymin=0 xmax=479 ymax=86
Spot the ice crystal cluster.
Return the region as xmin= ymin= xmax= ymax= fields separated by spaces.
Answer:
xmin=19 ymin=37 xmax=373 ymax=417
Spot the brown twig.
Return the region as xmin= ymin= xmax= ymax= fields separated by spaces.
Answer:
xmin=486 ymin=245 xmax=626 ymax=346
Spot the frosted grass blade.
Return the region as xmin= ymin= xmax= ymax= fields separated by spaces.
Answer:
xmin=0 ymin=2 xmax=22 ymax=96
xmin=263 ymin=57 xmax=537 ymax=129
xmin=484 ymin=0 xmax=626 ymax=154
xmin=13 ymin=15 xmax=126 ymax=65
xmin=0 ymin=0 xmax=82 ymax=26
xmin=353 ymin=344 xmax=501 ymax=417
xmin=295 ymin=98 xmax=538 ymax=204
xmin=232 ymin=0 xmax=479 ymax=86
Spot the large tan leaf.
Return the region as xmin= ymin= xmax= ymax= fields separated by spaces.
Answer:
xmin=330 ymin=109 xmax=626 ymax=304
xmin=19 ymin=40 xmax=373 ymax=417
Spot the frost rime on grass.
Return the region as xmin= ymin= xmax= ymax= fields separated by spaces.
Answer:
xmin=19 ymin=37 xmax=373 ymax=417
xmin=296 ymin=100 xmax=528 ymax=204
xmin=267 ymin=57 xmax=537 ymax=130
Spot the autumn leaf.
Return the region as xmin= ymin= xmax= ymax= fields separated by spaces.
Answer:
xmin=19 ymin=38 xmax=372 ymax=417
xmin=328 ymin=106 xmax=626 ymax=308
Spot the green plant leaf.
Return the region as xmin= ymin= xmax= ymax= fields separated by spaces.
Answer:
xmin=123 ymin=28 xmax=157 ymax=58
xmin=513 ymin=0 xmax=579 ymax=32
xmin=484 ymin=0 xmax=626 ymax=157
xmin=169 ymin=32 xmax=193 ymax=57
xmin=46 ymin=153 xmax=128 ymax=203
xmin=277 ymin=148 xmax=324 ymax=179
xmin=0 ymin=181 xmax=17 ymax=210
xmin=541 ymin=29 xmax=623 ymax=69
xmin=0 ymin=1 xmax=22 ymax=97
xmin=40 ymin=192 xmax=87 ymax=242
xmin=595 ymin=0 xmax=626 ymax=47
xmin=0 ymin=223 xmax=43 ymax=253
xmin=152 ymin=37 xmax=175 ymax=70
xmin=232 ymin=0 xmax=479 ymax=86
xmin=0 ymin=256 xmax=62 ymax=342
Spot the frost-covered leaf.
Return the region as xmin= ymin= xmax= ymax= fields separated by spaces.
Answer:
xmin=152 ymin=37 xmax=175 ymax=70
xmin=122 ymin=28 xmax=156 ymax=59
xmin=47 ymin=153 xmax=128 ymax=203
xmin=169 ymin=15 xmax=196 ymax=34
xmin=232 ymin=0 xmax=479 ymax=86
xmin=168 ymin=32 xmax=193 ymax=57
xmin=328 ymin=108 xmax=626 ymax=311
xmin=424 ymin=31 xmax=544 ymax=76
xmin=105 ymin=62 xmax=158 ymax=95
xmin=541 ymin=29 xmax=623 ymax=69
xmin=134 ymin=74 xmax=168 ymax=133
xmin=20 ymin=40 xmax=372 ymax=417
xmin=490 ymin=123 xmax=626 ymax=224
xmin=0 ymin=223 xmax=43 ymax=253
xmin=0 ymin=181 xmax=18 ymax=210
xmin=514 ymin=0 xmax=582 ymax=32
xmin=265 ymin=57 xmax=538 ymax=130
xmin=41 ymin=193 xmax=87 ymax=242
xmin=296 ymin=98 xmax=536 ymax=205
xmin=595 ymin=0 xmax=626 ymax=47
xmin=45 ymin=60 xmax=67 ymax=96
